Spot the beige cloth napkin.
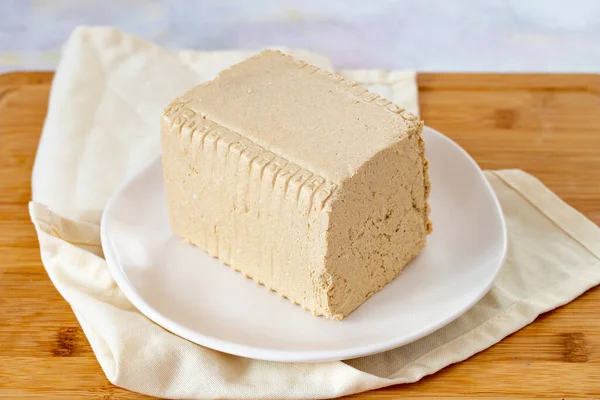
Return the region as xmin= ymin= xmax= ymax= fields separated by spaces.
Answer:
xmin=29 ymin=27 xmax=600 ymax=399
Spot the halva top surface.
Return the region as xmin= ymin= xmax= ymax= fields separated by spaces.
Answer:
xmin=177 ymin=50 xmax=422 ymax=184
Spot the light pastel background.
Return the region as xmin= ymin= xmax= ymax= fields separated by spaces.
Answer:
xmin=1 ymin=0 xmax=600 ymax=73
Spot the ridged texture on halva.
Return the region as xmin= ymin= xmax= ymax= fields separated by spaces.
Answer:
xmin=161 ymin=50 xmax=431 ymax=320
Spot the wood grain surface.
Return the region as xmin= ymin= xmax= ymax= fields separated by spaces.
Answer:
xmin=0 ymin=72 xmax=599 ymax=399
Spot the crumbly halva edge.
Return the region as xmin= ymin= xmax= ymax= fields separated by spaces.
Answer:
xmin=162 ymin=53 xmax=432 ymax=318
xmin=164 ymin=108 xmax=342 ymax=318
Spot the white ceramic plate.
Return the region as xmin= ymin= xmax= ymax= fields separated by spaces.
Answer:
xmin=101 ymin=126 xmax=507 ymax=362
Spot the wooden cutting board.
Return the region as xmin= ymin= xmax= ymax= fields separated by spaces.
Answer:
xmin=1 ymin=72 xmax=599 ymax=399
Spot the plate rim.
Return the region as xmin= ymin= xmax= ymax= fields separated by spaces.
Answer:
xmin=101 ymin=126 xmax=508 ymax=362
